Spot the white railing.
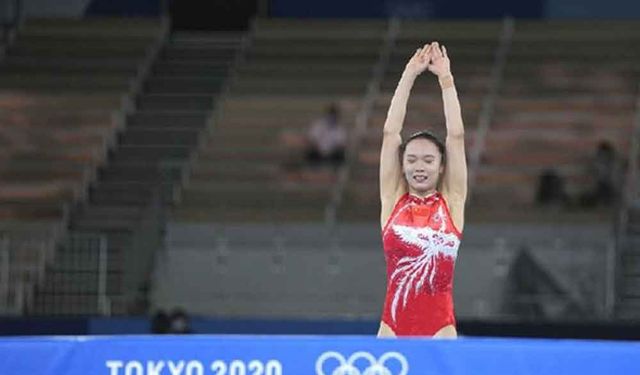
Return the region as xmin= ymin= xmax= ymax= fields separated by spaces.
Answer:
xmin=467 ymin=17 xmax=514 ymax=201
xmin=0 ymin=232 xmax=54 ymax=315
xmin=97 ymin=235 xmax=111 ymax=316
xmin=325 ymin=18 xmax=400 ymax=225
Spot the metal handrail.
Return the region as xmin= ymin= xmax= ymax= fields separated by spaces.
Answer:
xmin=203 ymin=19 xmax=256 ymax=138
xmin=467 ymin=17 xmax=514 ymax=202
xmin=122 ymin=15 xmax=171 ymax=113
xmin=73 ymin=17 xmax=170 ymax=218
xmin=0 ymin=237 xmax=9 ymax=313
xmin=177 ymin=21 xmax=256 ymax=205
xmin=325 ymin=18 xmax=400 ymax=225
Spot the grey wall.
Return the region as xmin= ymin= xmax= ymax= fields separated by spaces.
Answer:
xmin=152 ymin=222 xmax=612 ymax=320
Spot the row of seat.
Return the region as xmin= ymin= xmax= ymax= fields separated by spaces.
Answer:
xmin=174 ymin=19 xmax=386 ymax=222
xmin=343 ymin=21 xmax=639 ymax=221
xmin=0 ymin=18 xmax=164 ymax=315
xmin=172 ymin=19 xmax=640 ymax=223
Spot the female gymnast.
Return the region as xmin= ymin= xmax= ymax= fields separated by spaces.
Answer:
xmin=377 ymin=42 xmax=467 ymax=338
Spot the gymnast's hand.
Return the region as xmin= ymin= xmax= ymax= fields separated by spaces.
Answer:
xmin=426 ymin=42 xmax=451 ymax=78
xmin=404 ymin=43 xmax=432 ymax=78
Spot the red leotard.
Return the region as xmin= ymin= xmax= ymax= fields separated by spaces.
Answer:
xmin=381 ymin=192 xmax=462 ymax=336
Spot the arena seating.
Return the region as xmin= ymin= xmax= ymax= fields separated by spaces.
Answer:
xmin=164 ymin=19 xmax=640 ymax=320
xmin=174 ymin=20 xmax=638 ymax=224
xmin=2 ymin=17 xmax=639 ymax=319
xmin=477 ymin=21 xmax=640 ymax=215
xmin=0 ymin=18 xmax=164 ymax=314
xmin=174 ymin=19 xmax=386 ymax=222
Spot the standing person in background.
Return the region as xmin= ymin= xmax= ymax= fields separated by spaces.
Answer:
xmin=377 ymin=42 xmax=467 ymax=338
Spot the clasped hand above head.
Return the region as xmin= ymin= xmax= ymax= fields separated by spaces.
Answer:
xmin=404 ymin=41 xmax=452 ymax=80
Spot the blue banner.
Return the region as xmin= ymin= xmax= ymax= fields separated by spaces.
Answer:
xmin=1 ymin=335 xmax=639 ymax=375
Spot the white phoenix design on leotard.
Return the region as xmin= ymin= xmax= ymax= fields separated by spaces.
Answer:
xmin=389 ymin=206 xmax=460 ymax=322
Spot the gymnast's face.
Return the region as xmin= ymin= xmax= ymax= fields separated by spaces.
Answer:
xmin=402 ymin=138 xmax=444 ymax=195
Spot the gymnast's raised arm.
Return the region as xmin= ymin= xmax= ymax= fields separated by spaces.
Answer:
xmin=379 ymin=44 xmax=432 ymax=227
xmin=427 ymin=42 xmax=468 ymax=231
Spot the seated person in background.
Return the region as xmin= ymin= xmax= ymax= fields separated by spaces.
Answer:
xmin=305 ymin=104 xmax=347 ymax=168
xmin=536 ymin=169 xmax=569 ymax=207
xmin=150 ymin=309 xmax=170 ymax=334
xmin=591 ymin=141 xmax=617 ymax=204
xmin=580 ymin=141 xmax=619 ymax=207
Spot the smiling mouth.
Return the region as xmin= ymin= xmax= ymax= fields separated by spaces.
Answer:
xmin=413 ymin=175 xmax=428 ymax=183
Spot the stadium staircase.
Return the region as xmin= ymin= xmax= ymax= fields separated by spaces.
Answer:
xmin=32 ymin=30 xmax=243 ymax=315
xmin=0 ymin=18 xmax=166 ymax=314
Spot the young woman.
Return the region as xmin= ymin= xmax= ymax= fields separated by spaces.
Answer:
xmin=378 ymin=42 xmax=467 ymax=338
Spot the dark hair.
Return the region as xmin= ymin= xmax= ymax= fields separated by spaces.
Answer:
xmin=597 ymin=140 xmax=614 ymax=155
xmin=399 ymin=130 xmax=446 ymax=166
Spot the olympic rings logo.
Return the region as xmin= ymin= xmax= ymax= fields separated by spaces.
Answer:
xmin=315 ymin=351 xmax=409 ymax=375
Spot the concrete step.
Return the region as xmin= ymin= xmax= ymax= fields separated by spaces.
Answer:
xmin=1 ymin=56 xmax=140 ymax=74
xmin=70 ymin=216 xmax=140 ymax=231
xmin=89 ymin=183 xmax=160 ymax=206
xmin=71 ymin=205 xmax=144 ymax=222
xmin=231 ymin=80 xmax=366 ymax=96
xmin=118 ymin=128 xmax=200 ymax=147
xmin=110 ymin=145 xmax=192 ymax=163
xmin=199 ymin=144 xmax=287 ymax=160
xmin=144 ymin=77 xmax=225 ymax=94
xmin=9 ymin=42 xmax=148 ymax=59
xmin=21 ymin=18 xmax=162 ymax=37
xmin=161 ymin=47 xmax=237 ymax=60
xmin=136 ymin=94 xmax=216 ymax=111
xmin=127 ymin=112 xmax=208 ymax=129
xmin=152 ymin=61 xmax=230 ymax=76
xmin=0 ymin=74 xmax=131 ymax=91
xmin=181 ymin=185 xmax=330 ymax=210
xmin=190 ymin=161 xmax=278 ymax=181
xmin=98 ymin=164 xmax=184 ymax=183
